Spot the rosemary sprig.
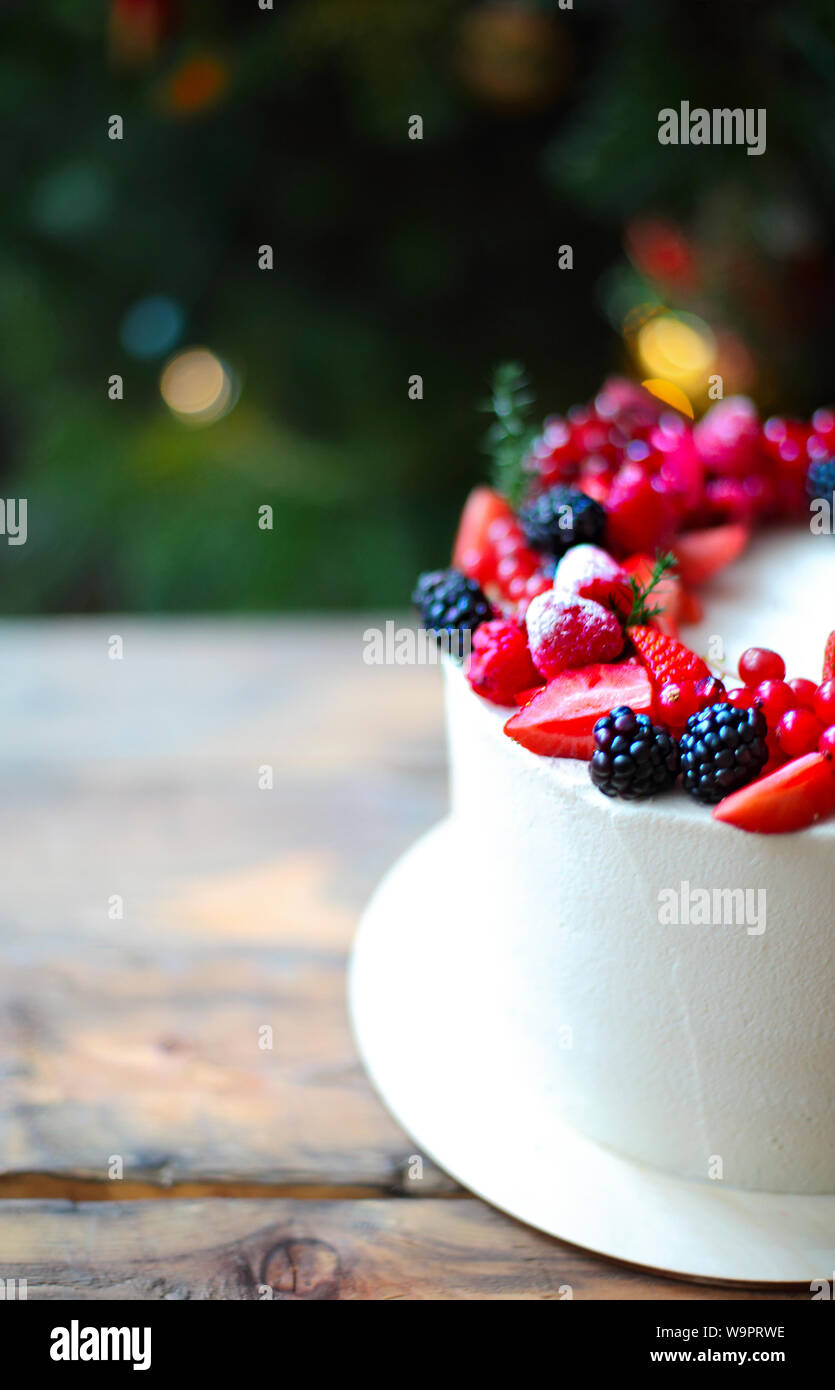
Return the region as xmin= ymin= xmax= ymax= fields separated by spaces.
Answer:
xmin=620 ymin=550 xmax=679 ymax=627
xmin=481 ymin=362 xmax=537 ymax=509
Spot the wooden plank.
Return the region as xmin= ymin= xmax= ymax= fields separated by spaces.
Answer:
xmin=0 ymin=618 xmax=452 ymax=1191
xmin=0 ymin=1199 xmax=809 ymax=1300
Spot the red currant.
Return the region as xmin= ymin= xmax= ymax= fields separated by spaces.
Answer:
xmin=818 ymin=725 xmax=835 ymax=758
xmin=656 ymin=680 xmax=701 ymax=729
xmin=726 ymin=685 xmax=756 ymax=709
xmin=776 ymin=708 xmax=823 ymax=759
xmin=814 ymin=679 xmax=835 ymax=727
xmin=756 ymin=679 xmax=795 ymax=725
xmin=693 ymin=676 xmax=726 ymax=707
xmin=787 ymin=677 xmax=818 ymax=711
xmin=739 ymin=647 xmax=786 ymax=686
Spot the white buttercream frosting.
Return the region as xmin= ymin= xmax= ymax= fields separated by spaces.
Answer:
xmin=444 ymin=529 xmax=835 ymax=1194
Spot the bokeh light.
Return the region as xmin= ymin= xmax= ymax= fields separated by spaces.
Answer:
xmin=30 ymin=162 xmax=111 ymax=236
xmin=641 ymin=378 xmax=695 ymax=419
xmin=159 ymin=348 xmax=237 ymax=426
xmin=120 ymin=296 xmax=184 ymax=360
xmin=637 ymin=312 xmax=716 ymax=386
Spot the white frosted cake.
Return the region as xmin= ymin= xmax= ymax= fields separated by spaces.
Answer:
xmin=409 ymin=382 xmax=835 ymax=1198
xmin=443 ymin=532 xmax=834 ymax=1194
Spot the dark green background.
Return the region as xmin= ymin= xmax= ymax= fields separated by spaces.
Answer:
xmin=0 ymin=0 xmax=832 ymax=612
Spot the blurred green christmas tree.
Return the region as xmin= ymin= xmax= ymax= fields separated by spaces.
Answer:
xmin=0 ymin=0 xmax=831 ymax=612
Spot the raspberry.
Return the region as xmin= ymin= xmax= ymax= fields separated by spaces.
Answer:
xmin=526 ymin=592 xmax=624 ymax=679
xmin=814 ymin=679 xmax=835 ymax=726
xmin=776 ymin=708 xmax=823 ymax=759
xmin=679 ymin=702 xmax=769 ymax=804
xmin=589 ymin=706 xmax=680 ymax=800
xmin=553 ymin=544 xmax=632 ymax=612
xmin=738 ymin=647 xmax=786 ymax=686
xmin=519 ymin=486 xmax=607 ymax=557
xmin=412 ymin=568 xmax=491 ymax=640
xmin=466 ymin=619 xmax=541 ymax=707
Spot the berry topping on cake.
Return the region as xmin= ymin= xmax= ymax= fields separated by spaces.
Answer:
xmin=412 ymin=568 xmax=491 ymax=641
xmin=552 ymin=544 xmax=632 ymax=612
xmin=738 ymin=646 xmax=786 ymax=686
xmin=713 ymin=751 xmax=835 ymax=834
xmin=466 ymin=619 xmax=541 ymax=707
xmin=589 ymin=707 xmax=680 ymax=800
xmin=504 ymin=660 xmax=653 ymax=758
xmin=671 ymin=522 xmax=749 ymax=587
xmin=413 ymin=365 xmax=835 ymax=834
xmin=627 ymin=625 xmax=710 ymax=687
xmin=519 ymin=486 xmax=607 ymax=558
xmin=806 ymin=456 xmax=835 ymax=507
xmin=679 ymin=702 xmax=769 ymax=804
xmin=526 ymin=592 xmax=624 ymax=678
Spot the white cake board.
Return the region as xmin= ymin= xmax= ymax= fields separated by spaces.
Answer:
xmin=349 ymin=821 xmax=835 ymax=1286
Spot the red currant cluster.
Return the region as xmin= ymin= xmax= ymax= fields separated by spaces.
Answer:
xmin=524 ymin=382 xmax=834 ymax=555
xmin=725 ymin=648 xmax=835 ymax=767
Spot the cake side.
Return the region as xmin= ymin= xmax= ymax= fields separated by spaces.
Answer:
xmin=443 ymin=654 xmax=835 ymax=1194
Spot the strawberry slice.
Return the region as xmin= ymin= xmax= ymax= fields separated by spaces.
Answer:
xmin=672 ymin=523 xmax=749 ymax=588
xmin=452 ymin=487 xmax=515 ymax=585
xmin=628 ymin=624 xmax=709 ymax=687
xmin=713 ymin=752 xmax=835 ymax=834
xmin=823 ymin=630 xmax=835 ymax=683
xmin=504 ymin=661 xmax=653 ymax=758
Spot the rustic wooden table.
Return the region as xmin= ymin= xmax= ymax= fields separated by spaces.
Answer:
xmin=0 ymin=618 xmax=804 ymax=1300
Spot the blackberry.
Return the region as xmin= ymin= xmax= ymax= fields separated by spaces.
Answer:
xmin=519 ymin=486 xmax=606 ymax=557
xmin=806 ymin=456 xmax=835 ymax=506
xmin=412 ymin=568 xmax=491 ymax=643
xmin=589 ymin=705 xmax=680 ymax=800
xmin=679 ymin=701 xmax=768 ymax=804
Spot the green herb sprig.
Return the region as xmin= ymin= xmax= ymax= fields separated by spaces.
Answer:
xmin=481 ymin=362 xmax=537 ymax=509
xmin=620 ymin=551 xmax=679 ymax=627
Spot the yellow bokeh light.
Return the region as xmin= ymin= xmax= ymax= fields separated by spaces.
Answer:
xmin=637 ymin=313 xmax=715 ymax=384
xmin=641 ymin=378 xmax=695 ymax=419
xmin=160 ymin=348 xmax=234 ymax=425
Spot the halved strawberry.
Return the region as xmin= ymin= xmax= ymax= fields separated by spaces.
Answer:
xmin=627 ymin=625 xmax=709 ymax=687
xmin=823 ymin=630 xmax=835 ymax=683
xmin=623 ymin=553 xmax=682 ymax=636
xmin=672 ymin=523 xmax=749 ymax=587
xmin=504 ymin=661 xmax=653 ymax=758
xmin=713 ymin=752 xmax=835 ymax=834
xmin=452 ymin=486 xmax=515 ymax=585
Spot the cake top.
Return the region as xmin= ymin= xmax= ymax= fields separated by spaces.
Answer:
xmin=413 ymin=370 xmax=835 ymax=835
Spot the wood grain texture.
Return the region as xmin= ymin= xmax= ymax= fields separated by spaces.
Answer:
xmin=0 ymin=1199 xmax=809 ymax=1300
xmin=0 ymin=618 xmax=452 ymax=1193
